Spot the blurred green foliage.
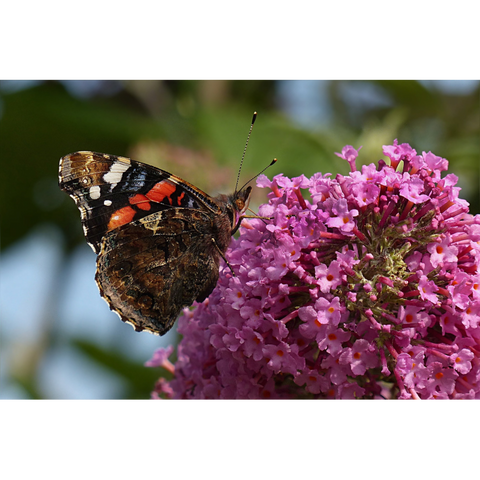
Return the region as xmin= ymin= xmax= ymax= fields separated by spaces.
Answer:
xmin=1 ymin=80 xmax=478 ymax=398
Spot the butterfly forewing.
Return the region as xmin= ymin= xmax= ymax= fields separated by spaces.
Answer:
xmin=59 ymin=151 xmax=220 ymax=253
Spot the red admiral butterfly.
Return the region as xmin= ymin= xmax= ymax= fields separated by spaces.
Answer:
xmin=59 ymin=113 xmax=274 ymax=335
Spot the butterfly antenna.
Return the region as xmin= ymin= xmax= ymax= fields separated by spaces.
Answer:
xmin=234 ymin=111 xmax=257 ymax=194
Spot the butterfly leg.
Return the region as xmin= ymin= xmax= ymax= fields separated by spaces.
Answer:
xmin=211 ymin=238 xmax=235 ymax=275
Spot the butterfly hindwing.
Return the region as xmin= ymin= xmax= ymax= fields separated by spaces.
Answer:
xmin=95 ymin=208 xmax=226 ymax=335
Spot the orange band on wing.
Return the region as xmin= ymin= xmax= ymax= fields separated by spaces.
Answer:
xmin=108 ymin=206 xmax=136 ymax=230
xmin=177 ymin=191 xmax=185 ymax=206
xmin=146 ymin=180 xmax=176 ymax=204
xmin=129 ymin=193 xmax=151 ymax=211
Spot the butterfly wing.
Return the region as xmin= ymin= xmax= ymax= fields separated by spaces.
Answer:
xmin=58 ymin=151 xmax=221 ymax=253
xmin=95 ymin=207 xmax=228 ymax=335
xmin=59 ymin=150 xmax=250 ymax=336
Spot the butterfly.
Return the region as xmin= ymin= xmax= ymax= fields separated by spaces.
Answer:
xmin=58 ymin=113 xmax=274 ymax=335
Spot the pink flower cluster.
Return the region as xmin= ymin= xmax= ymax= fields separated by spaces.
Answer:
xmin=147 ymin=141 xmax=480 ymax=399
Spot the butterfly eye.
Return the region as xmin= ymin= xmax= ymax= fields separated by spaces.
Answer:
xmin=235 ymin=198 xmax=245 ymax=211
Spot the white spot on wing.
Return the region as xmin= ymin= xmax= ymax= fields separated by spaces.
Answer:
xmin=89 ymin=185 xmax=101 ymax=200
xmin=104 ymin=199 xmax=112 ymax=206
xmin=103 ymin=161 xmax=130 ymax=190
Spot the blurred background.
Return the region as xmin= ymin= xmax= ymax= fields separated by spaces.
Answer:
xmin=1 ymin=80 xmax=479 ymax=399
